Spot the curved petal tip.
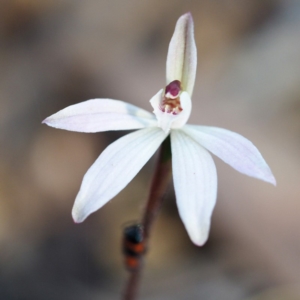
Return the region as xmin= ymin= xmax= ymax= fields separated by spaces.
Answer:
xmin=266 ymin=172 xmax=277 ymax=186
xmin=42 ymin=118 xmax=49 ymax=125
xmin=189 ymin=223 xmax=210 ymax=247
xmin=183 ymin=12 xmax=193 ymax=19
xmin=72 ymin=204 xmax=86 ymax=224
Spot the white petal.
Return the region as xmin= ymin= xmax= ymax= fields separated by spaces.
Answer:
xmin=183 ymin=125 xmax=276 ymax=185
xmin=72 ymin=127 xmax=167 ymax=222
xmin=43 ymin=99 xmax=156 ymax=132
xmin=150 ymin=90 xmax=192 ymax=133
xmin=171 ymin=130 xmax=217 ymax=246
xmin=166 ymin=13 xmax=197 ymax=96
xmin=150 ymin=89 xmax=172 ymax=133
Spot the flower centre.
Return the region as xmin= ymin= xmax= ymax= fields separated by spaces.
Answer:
xmin=161 ymin=80 xmax=183 ymax=115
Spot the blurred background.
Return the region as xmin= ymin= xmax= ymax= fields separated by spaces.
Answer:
xmin=1 ymin=0 xmax=300 ymax=299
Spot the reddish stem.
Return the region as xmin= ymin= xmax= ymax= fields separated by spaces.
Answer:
xmin=122 ymin=137 xmax=172 ymax=300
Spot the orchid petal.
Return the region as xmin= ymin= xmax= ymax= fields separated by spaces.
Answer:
xmin=72 ymin=127 xmax=167 ymax=222
xmin=171 ymin=129 xmax=217 ymax=246
xmin=150 ymin=90 xmax=192 ymax=133
xmin=183 ymin=125 xmax=276 ymax=185
xmin=43 ymin=99 xmax=156 ymax=132
xmin=166 ymin=13 xmax=197 ymax=96
xmin=150 ymin=89 xmax=172 ymax=133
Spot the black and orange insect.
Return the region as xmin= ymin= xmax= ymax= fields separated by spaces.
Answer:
xmin=122 ymin=223 xmax=146 ymax=271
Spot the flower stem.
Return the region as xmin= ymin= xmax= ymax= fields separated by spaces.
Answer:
xmin=142 ymin=135 xmax=172 ymax=239
xmin=122 ymin=136 xmax=172 ymax=300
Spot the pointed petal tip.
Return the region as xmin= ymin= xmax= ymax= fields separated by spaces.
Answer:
xmin=192 ymin=237 xmax=207 ymax=247
xmin=182 ymin=12 xmax=193 ymax=20
xmin=42 ymin=116 xmax=55 ymax=126
xmin=72 ymin=206 xmax=86 ymax=224
xmin=253 ymin=166 xmax=276 ymax=186
xmin=188 ymin=226 xmax=210 ymax=247
xmin=267 ymin=173 xmax=277 ymax=186
xmin=72 ymin=218 xmax=80 ymax=224
xmin=41 ymin=117 xmax=49 ymax=125
xmin=175 ymin=13 xmax=194 ymax=33
xmin=257 ymin=165 xmax=276 ymax=186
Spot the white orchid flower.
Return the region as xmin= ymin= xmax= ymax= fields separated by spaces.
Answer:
xmin=43 ymin=13 xmax=276 ymax=246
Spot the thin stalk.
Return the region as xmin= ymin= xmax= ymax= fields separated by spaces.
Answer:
xmin=122 ymin=136 xmax=172 ymax=300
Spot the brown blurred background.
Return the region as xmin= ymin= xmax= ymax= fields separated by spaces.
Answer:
xmin=1 ymin=0 xmax=300 ymax=299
